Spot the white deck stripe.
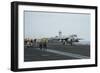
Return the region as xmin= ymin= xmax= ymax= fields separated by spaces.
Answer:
xmin=47 ymin=49 xmax=89 ymax=59
xmin=36 ymin=48 xmax=89 ymax=59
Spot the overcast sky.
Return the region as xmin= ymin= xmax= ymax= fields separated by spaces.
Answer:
xmin=24 ymin=11 xmax=90 ymax=41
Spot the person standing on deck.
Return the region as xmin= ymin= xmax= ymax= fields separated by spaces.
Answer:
xmin=39 ymin=38 xmax=48 ymax=51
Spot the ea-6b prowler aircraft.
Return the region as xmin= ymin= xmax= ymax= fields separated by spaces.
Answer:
xmin=52 ymin=34 xmax=83 ymax=46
